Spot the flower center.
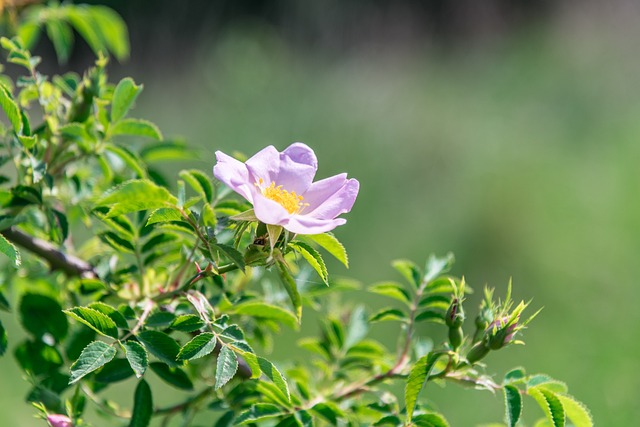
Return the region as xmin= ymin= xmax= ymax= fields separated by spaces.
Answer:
xmin=257 ymin=179 xmax=307 ymax=214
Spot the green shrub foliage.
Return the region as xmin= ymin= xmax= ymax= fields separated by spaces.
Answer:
xmin=0 ymin=3 xmax=592 ymax=427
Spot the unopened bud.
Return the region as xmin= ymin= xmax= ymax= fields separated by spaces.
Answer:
xmin=466 ymin=341 xmax=490 ymax=364
xmin=486 ymin=316 xmax=518 ymax=350
xmin=445 ymin=298 xmax=465 ymax=328
xmin=47 ymin=414 xmax=72 ymax=427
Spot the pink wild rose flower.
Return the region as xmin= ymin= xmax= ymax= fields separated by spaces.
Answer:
xmin=213 ymin=142 xmax=359 ymax=234
xmin=47 ymin=414 xmax=72 ymax=427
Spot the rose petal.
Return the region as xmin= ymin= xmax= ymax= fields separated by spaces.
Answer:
xmin=213 ymin=151 xmax=254 ymax=202
xmin=302 ymin=173 xmax=348 ymax=210
xmin=305 ymin=178 xmax=359 ymax=220
xmin=272 ymin=143 xmax=318 ymax=194
xmin=251 ymin=189 xmax=292 ymax=226
xmin=245 ymin=145 xmax=281 ymax=185
xmin=285 ymin=216 xmax=347 ymax=235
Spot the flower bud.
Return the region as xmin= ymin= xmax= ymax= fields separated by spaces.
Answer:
xmin=486 ymin=316 xmax=518 ymax=350
xmin=47 ymin=414 xmax=72 ymax=427
xmin=445 ymin=298 xmax=465 ymax=328
xmin=466 ymin=341 xmax=490 ymax=364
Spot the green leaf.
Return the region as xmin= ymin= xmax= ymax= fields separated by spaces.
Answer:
xmin=19 ymin=293 xmax=68 ymax=340
xmin=405 ymin=352 xmax=445 ymax=421
xmin=0 ymin=319 xmax=7 ymax=356
xmin=0 ymin=85 xmax=21 ymax=132
xmin=96 ymin=179 xmax=178 ymax=217
xmin=111 ymin=118 xmax=162 ymax=140
xmin=302 ymin=232 xmax=348 ymax=267
xmin=215 ymin=345 xmax=238 ymax=389
xmin=528 ymin=387 xmax=566 ymax=427
xmin=88 ymin=6 xmax=130 ymax=61
xmin=0 ymin=290 xmax=9 ymax=312
xmin=94 ymin=358 xmax=134 ymax=383
xmin=64 ymin=307 xmax=118 ymax=339
xmin=504 ymin=367 xmax=526 ymax=384
xmin=311 ymin=402 xmax=346 ymax=425
xmin=87 ymin=302 xmax=129 ymax=328
xmin=177 ymin=333 xmax=216 ymax=361
xmin=147 ymin=207 xmax=183 ymax=225
xmin=345 ymin=305 xmax=368 ymax=348
xmin=137 ymin=330 xmax=180 ymax=367
xmin=179 ymin=169 xmax=213 ymax=203
xmin=556 ymin=394 xmax=593 ymax=427
xmin=289 ymin=241 xmax=328 ymax=284
xmin=504 ymin=385 xmax=522 ymax=427
xmin=170 ymin=315 xmax=205 ymax=332
xmin=235 ymin=403 xmax=284 ymax=425
xmin=414 ymin=310 xmax=445 ymax=324
xmin=0 ymin=233 xmax=20 ymax=267
xmin=231 ymin=302 xmax=298 ymax=330
xmin=46 ymin=19 xmax=73 ymax=63
xmin=69 ymin=341 xmax=117 ymax=384
xmin=111 ymin=77 xmax=141 ymax=122
xmin=122 ymin=341 xmax=148 ymax=378
xmin=392 ymin=259 xmax=422 ymax=288
xmin=258 ymin=357 xmax=290 ymax=402
xmin=129 ymin=379 xmax=152 ymax=427
xmin=423 ymin=253 xmax=454 ymax=283
xmin=144 ymin=311 xmax=176 ymax=328
xmin=412 ymin=413 xmax=450 ymax=427
xmin=369 ymin=308 xmax=407 ymax=323
xmin=104 ymin=143 xmax=147 ymax=178
xmin=215 ymin=244 xmax=245 ymax=272
xmin=369 ymin=281 xmax=411 ymax=304
xmin=149 ymin=362 xmax=193 ymax=390
xmin=276 ymin=260 xmax=302 ymax=321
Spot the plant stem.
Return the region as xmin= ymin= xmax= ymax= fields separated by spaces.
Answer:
xmin=1 ymin=227 xmax=97 ymax=278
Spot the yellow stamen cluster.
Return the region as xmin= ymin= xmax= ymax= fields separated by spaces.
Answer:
xmin=257 ymin=179 xmax=307 ymax=214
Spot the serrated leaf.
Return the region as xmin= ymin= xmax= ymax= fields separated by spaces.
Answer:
xmin=87 ymin=302 xmax=128 ymax=328
xmin=235 ymin=403 xmax=283 ymax=425
xmin=122 ymin=341 xmax=148 ymax=378
xmin=392 ymin=259 xmax=422 ymax=288
xmin=111 ymin=118 xmax=162 ymax=140
xmin=412 ymin=413 xmax=450 ymax=427
xmin=258 ymin=357 xmax=290 ymax=402
xmin=129 ymin=379 xmax=152 ymax=427
xmin=405 ymin=352 xmax=445 ymax=420
xmin=145 ymin=311 xmax=176 ymax=328
xmin=369 ymin=308 xmax=407 ymax=323
xmin=414 ymin=310 xmax=445 ymax=324
xmin=19 ymin=293 xmax=68 ymax=340
xmin=529 ymin=387 xmax=565 ymax=427
xmin=149 ymin=362 xmax=193 ymax=390
xmin=96 ymin=179 xmax=178 ymax=217
xmin=69 ymin=341 xmax=117 ymax=384
xmin=504 ymin=367 xmax=526 ymax=384
xmin=64 ymin=307 xmax=118 ymax=339
xmin=0 ymin=233 xmax=20 ymax=267
xmin=111 ymin=77 xmax=141 ymax=122
xmin=423 ymin=253 xmax=454 ymax=283
xmin=0 ymin=85 xmax=21 ymax=132
xmin=147 ymin=207 xmax=183 ymax=225
xmin=216 ymin=244 xmax=245 ymax=272
xmin=179 ymin=169 xmax=213 ymax=203
xmin=369 ymin=281 xmax=411 ymax=304
xmin=276 ymin=260 xmax=302 ymax=320
xmin=231 ymin=302 xmax=298 ymax=330
xmin=504 ymin=385 xmax=522 ymax=427
xmin=104 ymin=143 xmax=146 ymax=178
xmin=312 ymin=402 xmax=346 ymax=425
xmin=137 ymin=330 xmax=180 ymax=367
xmin=170 ymin=314 xmax=204 ymax=332
xmin=215 ymin=346 xmax=238 ymax=389
xmin=177 ymin=332 xmax=216 ymax=361
xmin=289 ymin=241 xmax=328 ymax=284
xmin=302 ymin=232 xmax=348 ymax=267
xmin=94 ymin=358 xmax=134 ymax=383
xmin=88 ymin=5 xmax=129 ymax=61
xmin=556 ymin=394 xmax=593 ymax=427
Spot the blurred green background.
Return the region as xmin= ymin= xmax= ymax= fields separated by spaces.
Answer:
xmin=3 ymin=0 xmax=640 ymax=425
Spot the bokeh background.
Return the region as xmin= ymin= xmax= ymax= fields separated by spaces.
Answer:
xmin=2 ymin=0 xmax=640 ymax=425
